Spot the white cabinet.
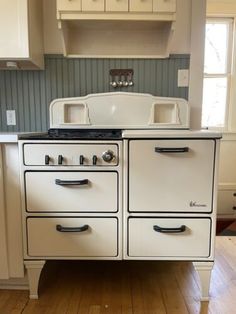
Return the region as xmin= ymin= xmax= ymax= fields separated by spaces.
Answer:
xmin=57 ymin=0 xmax=81 ymax=11
xmin=82 ymin=0 xmax=105 ymax=11
xmin=56 ymin=0 xmax=176 ymax=58
xmin=217 ymin=190 xmax=236 ymax=216
xmin=0 ymin=0 xmax=44 ymax=70
xmin=0 ymin=146 xmax=9 ymax=279
xmin=106 ymin=0 xmax=129 ymax=12
xmin=129 ymin=0 xmax=153 ymax=12
xmin=0 ymin=144 xmax=24 ymax=281
xmin=153 ymin=0 xmax=176 ymax=12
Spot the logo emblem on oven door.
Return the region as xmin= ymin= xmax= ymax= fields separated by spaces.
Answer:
xmin=189 ymin=201 xmax=207 ymax=207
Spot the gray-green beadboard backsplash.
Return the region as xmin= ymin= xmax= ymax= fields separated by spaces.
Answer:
xmin=0 ymin=54 xmax=190 ymax=132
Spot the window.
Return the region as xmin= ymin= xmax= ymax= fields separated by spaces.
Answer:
xmin=202 ymin=19 xmax=233 ymax=129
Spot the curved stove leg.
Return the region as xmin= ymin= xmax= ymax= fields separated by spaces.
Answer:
xmin=24 ymin=260 xmax=46 ymax=299
xmin=193 ymin=261 xmax=214 ymax=301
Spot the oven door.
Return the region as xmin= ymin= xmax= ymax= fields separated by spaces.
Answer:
xmin=128 ymin=139 xmax=215 ymax=213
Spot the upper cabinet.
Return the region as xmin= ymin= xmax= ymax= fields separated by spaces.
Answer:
xmin=0 ymin=0 xmax=44 ymax=70
xmin=56 ymin=0 xmax=176 ymax=58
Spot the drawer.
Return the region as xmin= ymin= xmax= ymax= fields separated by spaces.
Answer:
xmin=106 ymin=0 xmax=129 ymax=12
xmin=57 ymin=0 xmax=81 ymax=11
xmin=217 ymin=190 xmax=236 ymax=215
xmin=128 ymin=139 xmax=215 ymax=213
xmin=128 ymin=218 xmax=211 ymax=257
xmin=81 ymin=0 xmax=105 ymax=11
xmin=129 ymin=0 xmax=153 ymax=12
xmin=27 ymin=217 xmax=118 ymax=257
xmin=23 ymin=144 xmax=118 ymax=166
xmin=153 ymin=0 xmax=176 ymax=12
xmin=25 ymin=171 xmax=118 ymax=212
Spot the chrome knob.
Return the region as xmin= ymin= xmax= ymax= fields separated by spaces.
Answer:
xmin=102 ymin=150 xmax=115 ymax=163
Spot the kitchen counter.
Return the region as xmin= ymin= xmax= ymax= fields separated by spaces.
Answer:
xmin=0 ymin=133 xmax=19 ymax=143
xmin=122 ymin=129 xmax=222 ymax=138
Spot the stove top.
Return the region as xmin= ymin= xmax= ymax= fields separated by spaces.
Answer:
xmin=19 ymin=129 xmax=122 ymax=140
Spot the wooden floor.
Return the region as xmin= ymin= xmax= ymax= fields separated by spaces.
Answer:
xmin=1 ymin=237 xmax=236 ymax=314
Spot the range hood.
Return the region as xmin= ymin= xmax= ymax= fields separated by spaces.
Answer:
xmin=57 ymin=9 xmax=176 ymax=59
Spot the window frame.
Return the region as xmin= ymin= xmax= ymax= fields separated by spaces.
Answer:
xmin=202 ymin=17 xmax=234 ymax=130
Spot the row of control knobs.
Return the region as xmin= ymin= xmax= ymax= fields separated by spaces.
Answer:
xmin=44 ymin=150 xmax=115 ymax=165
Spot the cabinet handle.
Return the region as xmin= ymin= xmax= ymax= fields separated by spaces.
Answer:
xmin=153 ymin=225 xmax=186 ymax=233
xmin=233 ymin=193 xmax=236 ymax=197
xmin=55 ymin=179 xmax=89 ymax=186
xmin=155 ymin=147 xmax=189 ymax=153
xmin=56 ymin=224 xmax=89 ymax=233
xmin=233 ymin=206 xmax=236 ymax=210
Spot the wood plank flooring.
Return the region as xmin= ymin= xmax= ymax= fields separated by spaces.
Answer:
xmin=1 ymin=236 xmax=236 ymax=314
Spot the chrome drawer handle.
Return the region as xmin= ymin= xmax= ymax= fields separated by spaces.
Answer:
xmin=56 ymin=224 xmax=89 ymax=233
xmin=55 ymin=179 xmax=89 ymax=186
xmin=153 ymin=225 xmax=186 ymax=233
xmin=155 ymin=147 xmax=189 ymax=153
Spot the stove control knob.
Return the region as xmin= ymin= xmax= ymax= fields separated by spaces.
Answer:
xmin=102 ymin=150 xmax=115 ymax=163
xmin=80 ymin=155 xmax=84 ymax=165
xmin=58 ymin=155 xmax=63 ymax=165
xmin=92 ymin=155 xmax=98 ymax=165
xmin=45 ymin=155 xmax=50 ymax=165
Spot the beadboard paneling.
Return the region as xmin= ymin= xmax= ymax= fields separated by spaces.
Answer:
xmin=0 ymin=54 xmax=190 ymax=132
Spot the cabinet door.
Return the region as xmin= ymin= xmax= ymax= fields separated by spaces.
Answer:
xmin=0 ymin=0 xmax=29 ymax=58
xmin=57 ymin=0 xmax=81 ymax=11
xmin=153 ymin=0 xmax=176 ymax=12
xmin=129 ymin=0 xmax=153 ymax=12
xmin=0 ymin=146 xmax=9 ymax=279
xmin=106 ymin=0 xmax=129 ymax=12
xmin=82 ymin=0 xmax=105 ymax=11
xmin=217 ymin=190 xmax=236 ymax=216
xmin=128 ymin=139 xmax=215 ymax=213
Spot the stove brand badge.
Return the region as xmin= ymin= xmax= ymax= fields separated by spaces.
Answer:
xmin=189 ymin=201 xmax=207 ymax=208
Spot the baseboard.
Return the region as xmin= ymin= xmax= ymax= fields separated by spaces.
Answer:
xmin=0 ymin=276 xmax=28 ymax=290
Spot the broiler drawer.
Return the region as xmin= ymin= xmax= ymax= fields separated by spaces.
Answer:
xmin=128 ymin=218 xmax=211 ymax=258
xmin=25 ymin=171 xmax=118 ymax=212
xmin=27 ymin=217 xmax=118 ymax=257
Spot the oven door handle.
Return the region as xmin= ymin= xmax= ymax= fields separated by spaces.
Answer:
xmin=55 ymin=179 xmax=89 ymax=186
xmin=56 ymin=224 xmax=89 ymax=233
xmin=155 ymin=147 xmax=189 ymax=153
xmin=153 ymin=225 xmax=186 ymax=233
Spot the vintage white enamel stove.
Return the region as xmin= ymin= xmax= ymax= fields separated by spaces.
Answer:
xmin=19 ymin=92 xmax=221 ymax=300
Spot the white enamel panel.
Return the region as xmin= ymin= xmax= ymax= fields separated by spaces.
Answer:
xmin=153 ymin=0 xmax=176 ymax=12
xmin=128 ymin=139 xmax=215 ymax=212
xmin=106 ymin=0 xmax=129 ymax=11
xmin=128 ymin=218 xmax=211 ymax=257
xmin=82 ymin=0 xmax=105 ymax=11
xmin=25 ymin=171 xmax=118 ymax=212
xmin=129 ymin=0 xmax=153 ymax=12
xmin=57 ymin=0 xmax=81 ymax=11
xmin=27 ymin=217 xmax=118 ymax=257
xmin=23 ymin=144 xmax=118 ymax=166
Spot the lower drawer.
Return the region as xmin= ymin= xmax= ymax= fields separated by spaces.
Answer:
xmin=128 ymin=218 xmax=211 ymax=258
xmin=27 ymin=217 xmax=118 ymax=257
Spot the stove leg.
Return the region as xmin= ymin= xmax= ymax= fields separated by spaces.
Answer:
xmin=24 ymin=260 xmax=46 ymax=299
xmin=193 ymin=261 xmax=214 ymax=301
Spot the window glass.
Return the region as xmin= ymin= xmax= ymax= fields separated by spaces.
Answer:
xmin=202 ymin=77 xmax=227 ymax=127
xmin=204 ymin=23 xmax=229 ymax=74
